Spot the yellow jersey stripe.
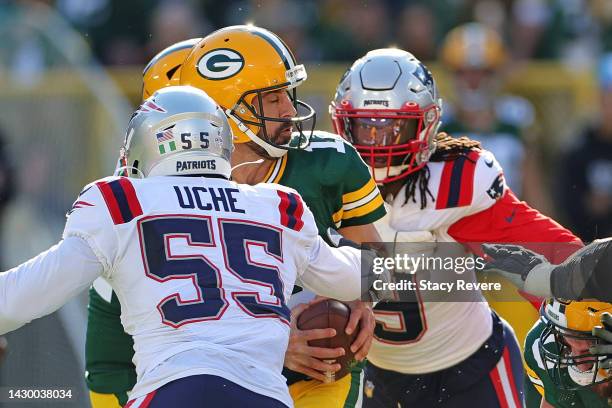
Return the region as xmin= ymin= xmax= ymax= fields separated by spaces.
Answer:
xmin=263 ymin=159 xmax=280 ymax=183
xmin=332 ymin=208 xmax=343 ymax=225
xmin=342 ymin=195 xmax=384 ymax=220
xmin=342 ymin=178 xmax=376 ymax=204
xmin=524 ymin=364 xmax=540 ymax=383
xmin=271 ymin=154 xmax=287 ymax=183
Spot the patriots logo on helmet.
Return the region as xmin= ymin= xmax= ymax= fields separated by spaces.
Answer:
xmin=136 ymin=100 xmax=167 ymax=114
xmin=412 ymin=63 xmax=435 ymax=96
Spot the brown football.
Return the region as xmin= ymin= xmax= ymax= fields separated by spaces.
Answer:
xmin=296 ymin=299 xmax=358 ymax=382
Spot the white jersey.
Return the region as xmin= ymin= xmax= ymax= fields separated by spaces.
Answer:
xmin=369 ymin=149 xmax=506 ymax=374
xmin=0 ymin=175 xmax=366 ymax=407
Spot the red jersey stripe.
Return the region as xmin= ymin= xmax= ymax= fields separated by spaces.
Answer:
xmin=96 ymin=181 xmax=124 ymax=224
xmin=118 ymin=178 xmax=143 ymax=218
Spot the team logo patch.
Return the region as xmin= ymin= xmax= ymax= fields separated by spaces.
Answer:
xmin=487 ymin=174 xmax=505 ymax=200
xmin=412 ymin=62 xmax=435 ymax=96
xmin=136 ymin=100 xmax=167 ymax=114
xmin=197 ymin=48 xmax=244 ymax=80
xmin=67 ymin=200 xmax=94 ymax=216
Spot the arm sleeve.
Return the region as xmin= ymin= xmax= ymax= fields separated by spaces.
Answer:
xmin=298 ymin=235 xmax=363 ymax=301
xmin=449 ymin=189 xmax=583 ymax=262
xmin=0 ymin=236 xmax=104 ymax=334
xmin=550 ymin=238 xmax=612 ymax=302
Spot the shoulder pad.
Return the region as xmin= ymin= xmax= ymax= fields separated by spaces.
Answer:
xmin=94 ymin=177 xmax=143 ymax=225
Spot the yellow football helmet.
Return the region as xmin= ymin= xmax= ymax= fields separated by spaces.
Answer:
xmin=540 ymin=299 xmax=612 ymax=390
xmin=440 ymin=23 xmax=507 ymax=71
xmin=179 ymin=25 xmax=315 ymax=157
xmin=142 ymin=38 xmax=201 ymax=100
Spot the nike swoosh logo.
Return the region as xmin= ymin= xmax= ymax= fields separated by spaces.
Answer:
xmin=505 ymin=208 xmax=517 ymax=223
xmin=485 ymin=158 xmax=494 ymax=168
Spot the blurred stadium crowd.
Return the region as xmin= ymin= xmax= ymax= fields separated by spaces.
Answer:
xmin=0 ymin=1 xmax=610 ymax=404
xmin=17 ymin=0 xmax=612 ymax=66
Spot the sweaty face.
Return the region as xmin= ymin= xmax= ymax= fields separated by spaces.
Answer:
xmin=350 ymin=117 xmax=419 ymax=167
xmin=252 ymin=90 xmax=297 ymax=146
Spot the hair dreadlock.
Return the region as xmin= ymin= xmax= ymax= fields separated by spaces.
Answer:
xmin=403 ymin=132 xmax=482 ymax=209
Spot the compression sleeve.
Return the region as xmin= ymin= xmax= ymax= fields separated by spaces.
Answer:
xmin=550 ymin=238 xmax=612 ymax=301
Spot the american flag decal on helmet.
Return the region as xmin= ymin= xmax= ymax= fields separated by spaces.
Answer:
xmin=156 ymin=127 xmax=176 ymax=154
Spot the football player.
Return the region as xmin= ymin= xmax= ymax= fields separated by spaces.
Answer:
xmin=330 ymin=48 xmax=582 ymax=407
xmin=0 ymin=86 xmax=379 ymax=408
xmin=523 ymin=299 xmax=612 ymax=407
xmin=86 ymin=26 xmax=384 ymax=408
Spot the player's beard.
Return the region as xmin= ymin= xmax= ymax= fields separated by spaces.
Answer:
xmin=245 ymin=141 xmax=274 ymax=160
xmin=246 ymin=123 xmax=293 ymax=160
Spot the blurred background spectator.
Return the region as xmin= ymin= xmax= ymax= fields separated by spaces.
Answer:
xmin=438 ymin=22 xmax=554 ymax=213
xmin=558 ymin=54 xmax=612 ymax=242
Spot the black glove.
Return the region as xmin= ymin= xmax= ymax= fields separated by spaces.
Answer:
xmin=590 ymin=312 xmax=612 ymax=370
xmin=481 ymin=243 xmax=552 ymax=296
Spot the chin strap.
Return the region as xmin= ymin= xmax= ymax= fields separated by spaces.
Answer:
xmin=114 ymin=165 xmax=145 ymax=178
xmin=231 ymin=159 xmax=264 ymax=173
xmin=226 ymin=109 xmax=287 ymax=158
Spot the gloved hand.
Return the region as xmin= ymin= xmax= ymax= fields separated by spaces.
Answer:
xmin=481 ymin=243 xmax=553 ymax=297
xmin=590 ymin=312 xmax=612 ymax=370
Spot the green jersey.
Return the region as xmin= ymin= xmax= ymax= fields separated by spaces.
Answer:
xmin=524 ymin=320 xmax=610 ymax=408
xmin=85 ymin=131 xmax=385 ymax=404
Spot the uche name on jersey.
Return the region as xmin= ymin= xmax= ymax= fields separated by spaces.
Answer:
xmin=372 ymin=279 xmax=502 ymax=293
xmin=174 ymin=185 xmax=245 ymax=213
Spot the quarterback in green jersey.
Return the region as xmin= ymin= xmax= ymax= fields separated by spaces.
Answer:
xmin=87 ymin=27 xmax=384 ymax=408
xmin=524 ymin=299 xmax=612 ymax=407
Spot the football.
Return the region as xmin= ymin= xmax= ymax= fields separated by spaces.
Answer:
xmin=297 ymin=299 xmax=358 ymax=382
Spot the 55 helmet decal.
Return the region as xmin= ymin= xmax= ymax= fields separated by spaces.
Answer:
xmin=180 ymin=25 xmax=316 ymax=158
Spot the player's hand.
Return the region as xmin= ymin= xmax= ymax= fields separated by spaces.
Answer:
xmin=285 ymin=303 xmax=344 ymax=383
xmin=590 ymin=312 xmax=612 ymax=369
xmin=0 ymin=336 xmax=7 ymax=363
xmin=345 ymin=300 xmax=374 ymax=361
xmin=481 ymin=244 xmax=553 ymax=297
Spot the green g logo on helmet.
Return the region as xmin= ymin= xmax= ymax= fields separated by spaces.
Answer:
xmin=196 ymin=48 xmax=244 ymax=80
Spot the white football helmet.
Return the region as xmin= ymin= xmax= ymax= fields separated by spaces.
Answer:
xmin=330 ymin=49 xmax=442 ymax=184
xmin=118 ymin=86 xmax=233 ymax=178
